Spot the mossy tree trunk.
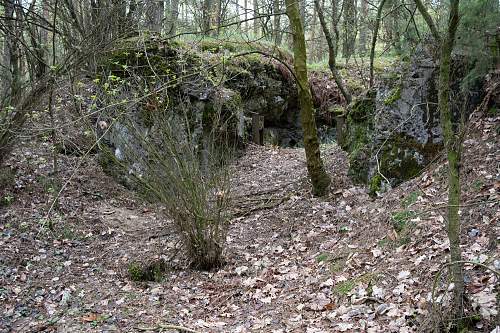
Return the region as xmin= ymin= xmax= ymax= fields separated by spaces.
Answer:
xmin=285 ymin=0 xmax=331 ymax=196
xmin=202 ymin=0 xmax=212 ymax=34
xmin=438 ymin=0 xmax=464 ymax=325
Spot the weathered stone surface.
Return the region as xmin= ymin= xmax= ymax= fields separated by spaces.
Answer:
xmin=342 ymin=47 xmax=443 ymax=194
xmin=342 ymin=46 xmax=484 ymax=194
xmin=94 ymin=38 xmax=306 ymax=185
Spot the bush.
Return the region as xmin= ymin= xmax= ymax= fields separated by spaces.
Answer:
xmin=116 ymin=103 xmax=233 ymax=270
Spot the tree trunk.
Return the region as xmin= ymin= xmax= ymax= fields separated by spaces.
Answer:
xmin=358 ymin=0 xmax=368 ymax=54
xmin=273 ymin=0 xmax=282 ymax=45
xmin=438 ymin=0 xmax=464 ymax=326
xmin=331 ymin=0 xmax=339 ymax=53
xmin=244 ymin=0 xmax=248 ymax=31
xmin=342 ymin=0 xmax=357 ymax=61
xmin=253 ymin=0 xmax=259 ymax=36
xmin=285 ymin=0 xmax=331 ymax=196
xmin=145 ymin=0 xmax=164 ymax=33
xmin=369 ymin=0 xmax=387 ymax=87
xmin=2 ymin=0 xmax=21 ymax=106
xmin=309 ymin=2 xmax=318 ymax=60
xmin=386 ymin=0 xmax=402 ymax=54
xmin=169 ymin=0 xmax=179 ymax=35
xmin=127 ymin=0 xmax=138 ymax=27
xmin=414 ymin=0 xmax=440 ymax=41
xmin=300 ymin=0 xmax=306 ymax=25
xmin=314 ymin=0 xmax=351 ymax=103
xmin=203 ymin=0 xmax=212 ymax=34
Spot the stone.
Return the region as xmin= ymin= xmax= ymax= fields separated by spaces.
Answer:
xmin=341 ymin=46 xmax=480 ymax=194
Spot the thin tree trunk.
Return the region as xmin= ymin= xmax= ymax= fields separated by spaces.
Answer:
xmin=331 ymin=0 xmax=339 ymax=53
xmin=49 ymin=0 xmax=59 ymax=178
xmin=285 ymin=0 xmax=331 ymax=196
xmin=169 ymin=0 xmax=179 ymax=35
xmin=342 ymin=0 xmax=357 ymax=61
xmin=203 ymin=0 xmax=212 ymax=34
xmin=358 ymin=0 xmax=368 ymax=54
xmin=3 ymin=0 xmax=21 ymax=105
xmin=244 ymin=0 xmax=248 ymax=31
xmin=438 ymin=0 xmax=464 ymax=326
xmin=310 ymin=2 xmax=318 ymax=60
xmin=235 ymin=0 xmax=240 ymax=30
xmin=215 ymin=0 xmax=222 ymax=35
xmin=273 ymin=0 xmax=282 ymax=45
xmin=253 ymin=0 xmax=259 ymax=36
xmin=386 ymin=0 xmax=401 ymax=53
xmin=369 ymin=0 xmax=387 ymax=87
xmin=127 ymin=0 xmax=138 ymax=27
xmin=414 ymin=0 xmax=440 ymax=41
xmin=314 ymin=0 xmax=351 ymax=103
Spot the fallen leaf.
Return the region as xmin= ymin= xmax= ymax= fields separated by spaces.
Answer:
xmin=81 ymin=313 xmax=99 ymax=322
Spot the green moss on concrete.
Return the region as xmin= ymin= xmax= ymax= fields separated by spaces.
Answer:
xmin=341 ymin=91 xmax=376 ymax=184
xmin=383 ymin=86 xmax=402 ymax=106
xmin=98 ymin=145 xmax=132 ymax=188
xmin=349 ymin=91 xmax=375 ymax=121
xmin=375 ymin=134 xmax=441 ymax=183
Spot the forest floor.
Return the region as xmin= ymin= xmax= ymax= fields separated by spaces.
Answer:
xmin=0 ymin=111 xmax=499 ymax=332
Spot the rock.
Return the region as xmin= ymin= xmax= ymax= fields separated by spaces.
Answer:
xmin=468 ymin=228 xmax=480 ymax=237
xmin=341 ymin=46 xmax=480 ymax=194
xmin=94 ymin=38 xmax=310 ymax=186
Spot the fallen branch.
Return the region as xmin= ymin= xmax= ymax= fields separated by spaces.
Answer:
xmin=136 ymin=323 xmax=201 ymax=333
xmin=231 ymin=194 xmax=291 ymax=218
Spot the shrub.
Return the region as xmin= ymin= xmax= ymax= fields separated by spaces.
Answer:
xmin=116 ymin=102 xmax=233 ymax=270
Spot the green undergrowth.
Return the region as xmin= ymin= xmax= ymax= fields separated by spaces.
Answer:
xmin=333 ymin=273 xmax=378 ymax=297
xmin=128 ymin=259 xmax=169 ymax=282
xmin=316 ymin=252 xmax=348 ymax=273
xmin=384 ymin=190 xmax=423 ymax=246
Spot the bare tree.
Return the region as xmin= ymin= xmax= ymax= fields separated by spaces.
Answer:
xmin=415 ymin=0 xmax=465 ymax=326
xmin=314 ymin=0 xmax=351 ymax=103
xmin=369 ymin=0 xmax=386 ymax=87
xmin=2 ymin=0 xmax=21 ymax=105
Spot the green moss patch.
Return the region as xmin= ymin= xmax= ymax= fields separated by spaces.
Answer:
xmin=128 ymin=259 xmax=168 ymax=282
xmin=383 ymin=86 xmax=402 ymax=106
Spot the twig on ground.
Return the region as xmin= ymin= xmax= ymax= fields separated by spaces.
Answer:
xmin=231 ymin=194 xmax=291 ymax=217
xmin=136 ymin=323 xmax=201 ymax=333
